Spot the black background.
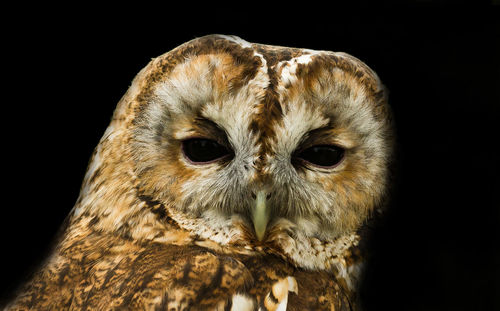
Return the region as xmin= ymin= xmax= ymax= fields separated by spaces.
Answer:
xmin=1 ymin=3 xmax=499 ymax=310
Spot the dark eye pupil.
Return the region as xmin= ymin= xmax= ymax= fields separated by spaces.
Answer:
xmin=182 ymin=139 xmax=231 ymax=163
xmin=296 ymin=145 xmax=344 ymax=167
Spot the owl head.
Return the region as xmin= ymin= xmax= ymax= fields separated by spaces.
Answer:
xmin=74 ymin=35 xmax=393 ymax=267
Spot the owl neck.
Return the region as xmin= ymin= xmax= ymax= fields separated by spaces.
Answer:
xmin=167 ymin=209 xmax=365 ymax=292
xmin=72 ymin=181 xmax=365 ymax=292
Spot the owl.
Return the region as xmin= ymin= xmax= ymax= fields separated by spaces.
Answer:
xmin=5 ymin=35 xmax=393 ymax=311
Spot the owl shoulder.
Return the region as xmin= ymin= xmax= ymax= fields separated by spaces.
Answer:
xmin=5 ymin=223 xmax=252 ymax=310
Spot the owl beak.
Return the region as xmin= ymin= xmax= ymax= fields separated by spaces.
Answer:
xmin=252 ymin=191 xmax=270 ymax=241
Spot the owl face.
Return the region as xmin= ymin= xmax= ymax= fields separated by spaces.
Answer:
xmin=126 ymin=35 xmax=393 ymax=243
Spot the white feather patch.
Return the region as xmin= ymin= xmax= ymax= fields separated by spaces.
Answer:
xmin=217 ymin=35 xmax=253 ymax=49
xmin=230 ymin=294 xmax=255 ymax=311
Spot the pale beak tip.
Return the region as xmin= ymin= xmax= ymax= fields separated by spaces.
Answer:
xmin=255 ymin=227 xmax=266 ymax=241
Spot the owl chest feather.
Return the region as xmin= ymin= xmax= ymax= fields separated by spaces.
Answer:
xmin=6 ymin=220 xmax=358 ymax=311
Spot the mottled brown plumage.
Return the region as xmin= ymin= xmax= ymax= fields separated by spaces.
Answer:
xmin=5 ymin=35 xmax=393 ymax=310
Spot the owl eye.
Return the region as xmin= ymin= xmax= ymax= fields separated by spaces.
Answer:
xmin=295 ymin=145 xmax=345 ymax=168
xmin=182 ymin=138 xmax=232 ymax=164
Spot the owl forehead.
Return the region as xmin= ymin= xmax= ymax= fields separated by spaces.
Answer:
xmin=147 ymin=35 xmax=380 ymax=139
